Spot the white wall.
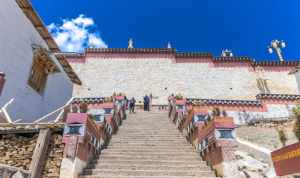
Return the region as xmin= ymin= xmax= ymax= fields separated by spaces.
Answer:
xmin=71 ymin=57 xmax=298 ymax=105
xmin=0 ymin=0 xmax=73 ymax=122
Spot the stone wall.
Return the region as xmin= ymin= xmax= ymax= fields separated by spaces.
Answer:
xmin=0 ymin=129 xmax=65 ymax=178
xmin=41 ymin=132 xmax=65 ymax=178
xmin=0 ymin=133 xmax=38 ymax=170
xmin=69 ymin=56 xmax=298 ymax=105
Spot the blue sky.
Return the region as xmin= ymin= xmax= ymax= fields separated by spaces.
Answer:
xmin=31 ymin=0 xmax=300 ymax=60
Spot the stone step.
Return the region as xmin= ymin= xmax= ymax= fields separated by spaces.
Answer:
xmin=111 ymin=138 xmax=186 ymax=141
xmin=98 ymin=155 xmax=202 ymax=161
xmin=110 ymin=140 xmax=187 ymax=142
xmin=109 ymin=143 xmax=189 ymax=146
xmin=106 ymin=145 xmax=195 ymax=150
xmin=107 ymin=144 xmax=193 ymax=148
xmin=108 ymin=144 xmax=192 ymax=148
xmin=90 ymin=159 xmax=205 ymax=165
xmin=112 ymin=136 xmax=183 ymax=138
xmin=101 ymin=150 xmax=196 ymax=155
xmin=80 ymin=176 xmax=216 ymax=178
xmin=81 ymin=169 xmax=215 ymax=177
xmin=115 ymin=132 xmax=181 ymax=135
xmin=112 ymin=135 xmax=184 ymax=138
xmin=86 ymin=163 xmax=209 ymax=170
xmin=113 ymin=134 xmax=182 ymax=136
xmin=100 ymin=151 xmax=199 ymax=156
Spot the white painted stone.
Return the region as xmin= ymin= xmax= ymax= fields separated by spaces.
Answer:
xmin=0 ymin=0 xmax=73 ymax=122
xmin=11 ymin=171 xmax=24 ymax=178
xmin=59 ymin=158 xmax=87 ymax=178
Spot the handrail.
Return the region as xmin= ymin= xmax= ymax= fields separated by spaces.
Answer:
xmin=0 ymin=98 xmax=14 ymax=123
xmin=54 ymin=97 xmax=75 ymax=123
xmin=34 ymin=97 xmax=74 ymax=123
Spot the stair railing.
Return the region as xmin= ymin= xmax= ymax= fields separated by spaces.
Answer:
xmin=33 ymin=97 xmax=74 ymax=123
xmin=0 ymin=98 xmax=14 ymax=123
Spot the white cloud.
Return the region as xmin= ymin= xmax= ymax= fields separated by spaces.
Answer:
xmin=47 ymin=14 xmax=107 ymax=52
xmin=88 ymin=34 xmax=107 ymax=48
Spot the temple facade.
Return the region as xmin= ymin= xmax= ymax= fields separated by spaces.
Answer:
xmin=67 ymin=48 xmax=300 ymax=106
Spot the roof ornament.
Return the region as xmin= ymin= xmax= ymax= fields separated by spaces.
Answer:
xmin=268 ymin=39 xmax=286 ymax=62
xmin=221 ymin=49 xmax=233 ymax=57
xmin=167 ymin=42 xmax=172 ymax=49
xmin=128 ymin=38 xmax=134 ymax=48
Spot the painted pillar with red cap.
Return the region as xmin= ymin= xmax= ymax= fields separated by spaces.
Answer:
xmin=0 ymin=72 xmax=5 ymax=95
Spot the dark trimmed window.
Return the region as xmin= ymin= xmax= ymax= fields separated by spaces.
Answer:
xmin=28 ymin=58 xmax=48 ymax=93
xmin=67 ymin=125 xmax=82 ymax=135
xmin=219 ymin=130 xmax=234 ymax=139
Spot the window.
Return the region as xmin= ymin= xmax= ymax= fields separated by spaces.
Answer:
xmin=104 ymin=108 xmax=113 ymax=114
xmin=28 ymin=57 xmax=48 ymax=93
xmin=94 ymin=115 xmax=105 ymax=122
xmin=218 ymin=130 xmax=234 ymax=139
xmin=66 ymin=126 xmax=82 ymax=135
xmin=176 ymin=105 xmax=184 ymax=110
xmin=64 ymin=124 xmax=85 ymax=136
xmin=193 ymin=114 xmax=207 ymax=123
xmin=28 ymin=47 xmax=60 ymax=94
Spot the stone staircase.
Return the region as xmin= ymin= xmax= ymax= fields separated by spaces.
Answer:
xmin=80 ymin=110 xmax=217 ymax=178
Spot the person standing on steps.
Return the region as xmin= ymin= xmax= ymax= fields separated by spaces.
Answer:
xmin=143 ymin=95 xmax=150 ymax=111
xmin=124 ymin=95 xmax=129 ymax=110
xmin=143 ymin=95 xmax=147 ymax=111
xmin=129 ymin=97 xmax=136 ymax=113
xmin=149 ymin=93 xmax=153 ymax=111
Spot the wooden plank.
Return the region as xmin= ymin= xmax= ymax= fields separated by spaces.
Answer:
xmin=30 ymin=129 xmax=52 ymax=178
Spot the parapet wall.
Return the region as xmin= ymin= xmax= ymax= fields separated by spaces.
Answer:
xmin=67 ymin=49 xmax=299 ymax=105
xmin=187 ymin=94 xmax=300 ymax=124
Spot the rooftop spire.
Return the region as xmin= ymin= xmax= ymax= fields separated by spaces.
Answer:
xmin=128 ymin=38 xmax=134 ymax=48
xmin=167 ymin=42 xmax=172 ymax=49
xmin=221 ymin=49 xmax=233 ymax=57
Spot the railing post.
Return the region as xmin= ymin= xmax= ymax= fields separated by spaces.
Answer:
xmin=60 ymin=113 xmax=102 ymax=178
xmin=30 ymin=128 xmax=52 ymax=178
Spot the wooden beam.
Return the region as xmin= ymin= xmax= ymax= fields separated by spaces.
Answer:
xmin=30 ymin=128 xmax=52 ymax=178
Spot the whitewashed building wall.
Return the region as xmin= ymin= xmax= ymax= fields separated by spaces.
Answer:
xmin=71 ymin=57 xmax=299 ymax=105
xmin=0 ymin=0 xmax=73 ymax=122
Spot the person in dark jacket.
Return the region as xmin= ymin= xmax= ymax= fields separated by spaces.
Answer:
xmin=143 ymin=95 xmax=150 ymax=111
xmin=129 ymin=97 xmax=136 ymax=113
